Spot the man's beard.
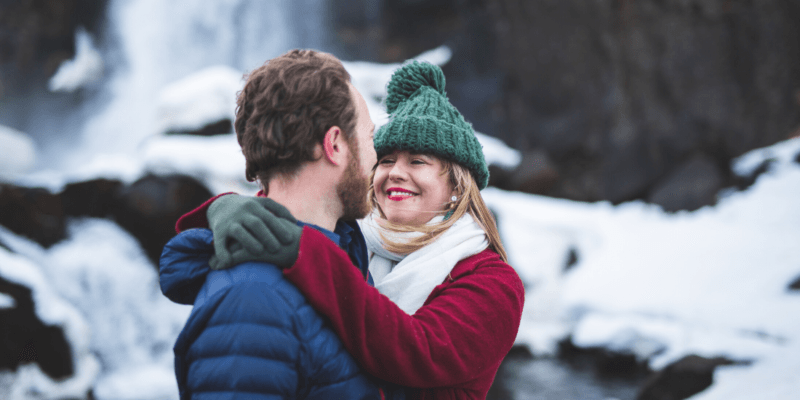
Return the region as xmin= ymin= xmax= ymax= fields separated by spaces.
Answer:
xmin=337 ymin=153 xmax=371 ymax=221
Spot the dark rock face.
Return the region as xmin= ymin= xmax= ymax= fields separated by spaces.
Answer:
xmin=506 ymin=149 xmax=561 ymax=195
xmin=0 ymin=184 xmax=66 ymax=247
xmin=112 ymin=174 xmax=213 ymax=264
xmin=647 ymin=154 xmax=724 ymax=212
xmin=61 ymin=178 xmax=124 ymax=218
xmin=638 ymin=355 xmax=735 ymax=400
xmin=485 ymin=0 xmax=800 ymax=206
xmin=0 ymin=174 xmax=212 ymax=265
xmin=0 ymin=276 xmax=73 ymax=380
xmin=0 ymin=0 xmax=108 ymax=71
xmin=372 ymin=0 xmax=800 ymax=210
xmin=558 ymin=338 xmax=650 ymax=377
xmin=165 ymin=119 xmax=233 ymax=136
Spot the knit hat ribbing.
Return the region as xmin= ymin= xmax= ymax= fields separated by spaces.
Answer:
xmin=374 ymin=61 xmax=489 ymax=189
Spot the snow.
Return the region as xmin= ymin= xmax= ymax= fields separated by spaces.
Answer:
xmin=155 ymin=65 xmax=243 ymax=134
xmin=0 ymin=125 xmax=37 ymax=177
xmin=482 ymin=137 xmax=800 ymax=398
xmin=48 ymin=28 xmax=104 ymax=92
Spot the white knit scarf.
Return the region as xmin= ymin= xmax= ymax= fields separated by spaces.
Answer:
xmin=359 ymin=212 xmax=489 ymax=315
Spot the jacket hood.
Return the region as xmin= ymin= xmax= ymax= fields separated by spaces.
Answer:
xmin=159 ymin=228 xmax=215 ymax=305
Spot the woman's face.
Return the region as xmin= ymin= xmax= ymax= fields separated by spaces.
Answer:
xmin=374 ymin=150 xmax=454 ymax=226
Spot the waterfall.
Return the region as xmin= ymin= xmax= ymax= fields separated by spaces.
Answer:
xmin=63 ymin=0 xmax=337 ymax=171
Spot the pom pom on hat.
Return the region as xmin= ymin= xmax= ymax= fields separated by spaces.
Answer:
xmin=384 ymin=61 xmax=446 ymax=114
xmin=375 ymin=61 xmax=490 ymax=189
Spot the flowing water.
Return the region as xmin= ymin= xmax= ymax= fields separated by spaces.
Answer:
xmin=489 ymin=349 xmax=649 ymax=400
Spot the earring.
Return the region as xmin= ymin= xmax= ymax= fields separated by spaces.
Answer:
xmin=450 ymin=196 xmax=457 ymax=202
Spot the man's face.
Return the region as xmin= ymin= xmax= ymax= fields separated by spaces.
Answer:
xmin=337 ymin=84 xmax=376 ymax=220
xmin=348 ymin=83 xmax=377 ymax=178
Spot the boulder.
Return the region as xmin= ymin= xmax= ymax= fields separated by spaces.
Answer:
xmin=487 ymin=164 xmax=513 ymax=190
xmin=789 ymin=275 xmax=800 ymax=291
xmin=165 ymin=118 xmax=233 ymax=136
xmin=0 ymin=184 xmax=66 ymax=247
xmin=732 ymin=158 xmax=773 ymax=191
xmin=486 ymin=345 xmax=534 ymax=400
xmin=0 ymin=276 xmax=73 ymax=380
xmin=112 ymin=174 xmax=213 ymax=264
xmin=647 ymin=155 xmax=724 ymax=212
xmin=558 ymin=338 xmax=649 ymax=377
xmin=0 ymin=174 xmax=213 ymax=264
xmin=60 ymin=178 xmax=124 ymax=218
xmin=638 ymin=355 xmax=735 ymax=400
xmin=506 ymin=149 xmax=560 ymax=195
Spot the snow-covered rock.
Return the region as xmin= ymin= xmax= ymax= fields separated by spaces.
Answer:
xmin=0 ymin=236 xmax=99 ymax=400
xmin=48 ymin=28 xmax=104 ymax=92
xmin=156 ymin=65 xmax=243 ymax=134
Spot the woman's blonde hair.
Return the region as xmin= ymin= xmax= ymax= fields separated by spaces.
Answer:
xmin=367 ymin=158 xmax=508 ymax=263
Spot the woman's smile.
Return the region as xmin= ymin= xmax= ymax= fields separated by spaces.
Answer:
xmin=386 ymin=187 xmax=419 ymax=201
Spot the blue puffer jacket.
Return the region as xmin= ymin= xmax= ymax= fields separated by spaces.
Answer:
xmin=160 ymin=228 xmax=400 ymax=400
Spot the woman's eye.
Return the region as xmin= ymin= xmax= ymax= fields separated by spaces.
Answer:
xmin=411 ymin=159 xmax=426 ymax=165
xmin=379 ymin=159 xmax=395 ymax=164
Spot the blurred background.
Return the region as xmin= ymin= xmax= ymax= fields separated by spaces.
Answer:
xmin=0 ymin=0 xmax=799 ymax=399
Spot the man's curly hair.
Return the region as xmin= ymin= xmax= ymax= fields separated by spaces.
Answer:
xmin=235 ymin=49 xmax=356 ymax=188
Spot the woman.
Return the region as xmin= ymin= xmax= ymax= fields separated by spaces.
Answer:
xmin=191 ymin=62 xmax=524 ymax=399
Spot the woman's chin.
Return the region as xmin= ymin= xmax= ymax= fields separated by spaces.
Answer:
xmin=382 ymin=211 xmax=417 ymax=226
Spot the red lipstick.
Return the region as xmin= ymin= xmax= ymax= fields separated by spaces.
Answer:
xmin=386 ymin=187 xmax=418 ymax=201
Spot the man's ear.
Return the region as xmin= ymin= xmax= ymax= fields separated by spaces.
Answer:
xmin=322 ymin=126 xmax=345 ymax=166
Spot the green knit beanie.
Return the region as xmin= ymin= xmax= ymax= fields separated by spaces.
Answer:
xmin=374 ymin=61 xmax=489 ymax=189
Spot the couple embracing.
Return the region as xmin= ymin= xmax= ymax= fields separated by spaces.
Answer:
xmin=159 ymin=49 xmax=524 ymax=400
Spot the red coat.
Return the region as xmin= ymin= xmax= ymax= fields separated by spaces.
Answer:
xmin=285 ymin=226 xmax=525 ymax=400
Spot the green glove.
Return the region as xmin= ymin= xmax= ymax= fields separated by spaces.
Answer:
xmin=206 ymin=194 xmax=302 ymax=270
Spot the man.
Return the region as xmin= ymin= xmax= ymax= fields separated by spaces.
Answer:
xmin=159 ymin=49 xmax=395 ymax=399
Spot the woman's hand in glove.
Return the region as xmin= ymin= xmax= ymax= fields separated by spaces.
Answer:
xmin=206 ymin=194 xmax=302 ymax=270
